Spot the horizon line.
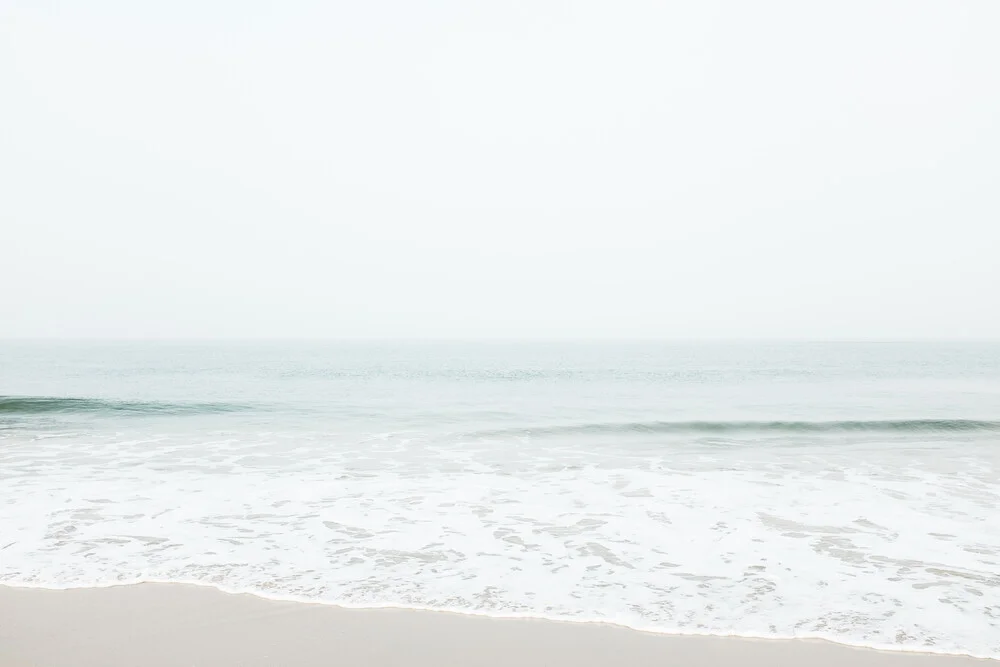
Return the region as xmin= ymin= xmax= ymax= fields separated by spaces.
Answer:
xmin=1 ymin=336 xmax=999 ymax=344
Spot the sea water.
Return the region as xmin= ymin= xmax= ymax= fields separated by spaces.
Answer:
xmin=1 ymin=341 xmax=998 ymax=657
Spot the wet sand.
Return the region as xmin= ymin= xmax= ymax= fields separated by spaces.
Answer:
xmin=0 ymin=583 xmax=993 ymax=667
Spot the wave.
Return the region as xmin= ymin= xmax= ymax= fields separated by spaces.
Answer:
xmin=470 ymin=419 xmax=1000 ymax=437
xmin=4 ymin=396 xmax=998 ymax=435
xmin=0 ymin=396 xmax=252 ymax=416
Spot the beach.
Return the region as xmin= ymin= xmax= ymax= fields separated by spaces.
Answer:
xmin=1 ymin=583 xmax=994 ymax=667
xmin=3 ymin=342 xmax=999 ymax=661
xmin=6 ymin=0 xmax=1000 ymax=662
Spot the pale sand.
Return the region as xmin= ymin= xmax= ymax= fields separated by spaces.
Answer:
xmin=0 ymin=583 xmax=994 ymax=667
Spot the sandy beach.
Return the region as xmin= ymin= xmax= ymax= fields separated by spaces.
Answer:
xmin=0 ymin=583 xmax=993 ymax=667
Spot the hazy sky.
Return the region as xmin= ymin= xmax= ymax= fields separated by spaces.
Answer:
xmin=3 ymin=1 xmax=998 ymax=339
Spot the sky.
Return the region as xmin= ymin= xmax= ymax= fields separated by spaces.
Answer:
xmin=2 ymin=0 xmax=999 ymax=339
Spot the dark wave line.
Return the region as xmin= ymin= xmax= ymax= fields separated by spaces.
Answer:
xmin=0 ymin=396 xmax=252 ymax=416
xmin=470 ymin=419 xmax=1000 ymax=437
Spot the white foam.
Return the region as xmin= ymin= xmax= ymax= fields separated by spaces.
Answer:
xmin=2 ymin=429 xmax=999 ymax=659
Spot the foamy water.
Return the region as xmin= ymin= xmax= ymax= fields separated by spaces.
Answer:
xmin=2 ymin=342 xmax=999 ymax=658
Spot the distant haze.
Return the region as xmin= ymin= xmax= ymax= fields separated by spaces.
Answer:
xmin=3 ymin=1 xmax=998 ymax=339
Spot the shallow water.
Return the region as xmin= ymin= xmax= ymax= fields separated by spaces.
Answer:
xmin=2 ymin=341 xmax=999 ymax=657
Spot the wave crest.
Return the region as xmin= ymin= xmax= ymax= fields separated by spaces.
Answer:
xmin=471 ymin=419 xmax=1000 ymax=437
xmin=0 ymin=396 xmax=251 ymax=416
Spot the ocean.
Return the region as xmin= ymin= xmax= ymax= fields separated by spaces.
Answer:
xmin=1 ymin=341 xmax=998 ymax=658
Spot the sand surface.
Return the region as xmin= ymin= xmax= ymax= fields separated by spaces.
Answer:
xmin=0 ymin=583 xmax=994 ymax=667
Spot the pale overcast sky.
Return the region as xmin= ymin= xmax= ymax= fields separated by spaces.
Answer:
xmin=3 ymin=1 xmax=998 ymax=339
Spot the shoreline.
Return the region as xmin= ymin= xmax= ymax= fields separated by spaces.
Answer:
xmin=3 ymin=579 xmax=995 ymax=661
xmin=1 ymin=583 xmax=995 ymax=666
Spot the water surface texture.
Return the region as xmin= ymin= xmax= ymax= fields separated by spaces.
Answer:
xmin=2 ymin=342 xmax=999 ymax=657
